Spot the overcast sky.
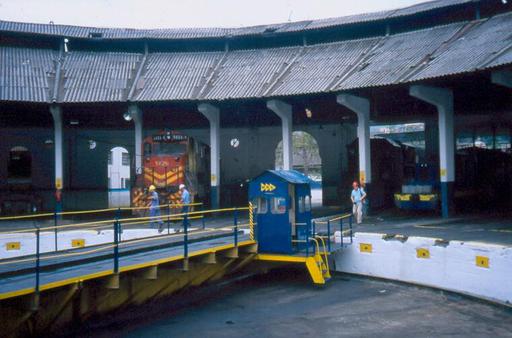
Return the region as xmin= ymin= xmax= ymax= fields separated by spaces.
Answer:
xmin=0 ymin=0 xmax=428 ymax=29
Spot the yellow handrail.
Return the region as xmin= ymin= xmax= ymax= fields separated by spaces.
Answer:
xmin=0 ymin=202 xmax=204 ymax=221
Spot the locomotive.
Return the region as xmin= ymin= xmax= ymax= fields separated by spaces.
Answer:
xmin=131 ymin=130 xmax=210 ymax=210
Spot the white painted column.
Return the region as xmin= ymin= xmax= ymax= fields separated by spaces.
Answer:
xmin=410 ymin=85 xmax=455 ymax=218
xmin=198 ymin=103 xmax=220 ymax=209
xmin=128 ymin=104 xmax=143 ymax=175
xmin=336 ymin=94 xmax=371 ymax=185
xmin=50 ymin=105 xmax=63 ymax=212
xmin=267 ymin=100 xmax=293 ymax=170
xmin=491 ymin=70 xmax=512 ymax=89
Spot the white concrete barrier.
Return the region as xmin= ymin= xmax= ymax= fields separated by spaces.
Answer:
xmin=0 ymin=228 xmax=178 ymax=259
xmin=333 ymin=232 xmax=512 ymax=306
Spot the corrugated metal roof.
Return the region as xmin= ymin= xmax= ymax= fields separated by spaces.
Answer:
xmin=61 ymin=51 xmax=140 ymax=102
xmin=304 ymin=11 xmax=393 ymax=31
xmin=410 ymin=12 xmax=512 ymax=81
xmin=0 ymin=46 xmax=56 ymax=102
xmin=389 ymin=0 xmax=474 ymax=18
xmin=336 ymin=21 xmax=468 ymax=90
xmin=135 ymin=52 xmax=222 ymax=101
xmin=270 ymin=38 xmax=381 ymax=96
xmin=202 ymin=47 xmax=297 ymax=100
xmin=0 ymin=0 xmax=479 ymax=40
xmin=1 ymin=10 xmax=512 ymax=103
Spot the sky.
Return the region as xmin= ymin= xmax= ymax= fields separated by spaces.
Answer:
xmin=0 ymin=0 xmax=428 ymax=29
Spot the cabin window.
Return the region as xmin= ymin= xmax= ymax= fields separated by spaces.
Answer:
xmin=305 ymin=196 xmax=311 ymax=212
xmin=252 ymin=197 xmax=267 ymax=214
xmin=271 ymin=197 xmax=287 ymax=214
xmin=298 ymin=196 xmax=305 ymax=213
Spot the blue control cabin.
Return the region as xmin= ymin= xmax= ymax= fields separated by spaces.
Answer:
xmin=249 ymin=170 xmax=312 ymax=255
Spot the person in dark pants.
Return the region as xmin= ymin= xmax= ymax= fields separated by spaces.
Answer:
xmin=179 ymin=184 xmax=191 ymax=214
xmin=148 ymin=185 xmax=164 ymax=232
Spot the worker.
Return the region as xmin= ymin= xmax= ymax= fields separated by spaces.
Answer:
xmin=179 ymin=184 xmax=191 ymax=214
xmin=350 ymin=181 xmax=367 ymax=224
xmin=148 ymin=185 xmax=164 ymax=232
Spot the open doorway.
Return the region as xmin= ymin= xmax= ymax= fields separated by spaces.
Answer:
xmin=108 ymin=146 xmax=131 ymax=208
xmin=8 ymin=146 xmax=32 ymax=183
xmin=275 ymin=131 xmax=322 ymax=207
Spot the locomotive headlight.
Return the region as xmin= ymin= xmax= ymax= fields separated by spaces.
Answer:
xmin=123 ymin=112 xmax=132 ymax=121
xmin=88 ymin=140 xmax=97 ymax=150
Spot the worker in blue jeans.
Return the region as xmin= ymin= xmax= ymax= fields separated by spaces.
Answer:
xmin=148 ymin=185 xmax=164 ymax=232
xmin=180 ymin=184 xmax=191 ymax=214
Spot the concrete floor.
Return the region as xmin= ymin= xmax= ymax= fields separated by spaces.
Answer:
xmin=75 ymin=269 xmax=512 ymax=338
xmin=351 ymin=211 xmax=512 ymax=246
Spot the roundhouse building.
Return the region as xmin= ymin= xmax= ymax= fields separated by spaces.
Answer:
xmin=0 ymin=0 xmax=511 ymax=215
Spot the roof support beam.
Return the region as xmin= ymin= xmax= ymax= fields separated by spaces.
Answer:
xmin=491 ymin=70 xmax=512 ymax=89
xmin=127 ymin=43 xmax=148 ymax=101
xmin=410 ymin=84 xmax=454 ymax=218
xmin=51 ymin=40 xmax=65 ymax=103
xmin=128 ymin=104 xmax=143 ymax=175
xmin=267 ymin=100 xmax=293 ymax=170
xmin=336 ymin=94 xmax=372 ymax=186
xmin=50 ymin=104 xmax=64 ymax=213
xmin=198 ymin=103 xmax=220 ymax=209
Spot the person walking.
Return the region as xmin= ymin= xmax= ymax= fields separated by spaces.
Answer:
xmin=179 ymin=184 xmax=191 ymax=214
xmin=351 ymin=181 xmax=367 ymax=224
xmin=148 ymin=185 xmax=164 ymax=232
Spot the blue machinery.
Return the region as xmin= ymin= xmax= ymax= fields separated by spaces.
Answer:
xmin=250 ymin=170 xmax=352 ymax=284
xmin=0 ymin=171 xmax=352 ymax=335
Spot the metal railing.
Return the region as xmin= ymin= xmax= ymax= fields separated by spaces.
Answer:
xmin=0 ymin=203 xmax=253 ymax=297
xmin=307 ymin=213 xmax=353 ymax=255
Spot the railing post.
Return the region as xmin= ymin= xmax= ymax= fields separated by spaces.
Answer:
xmin=340 ymin=218 xmax=343 ymax=248
xmin=117 ymin=207 xmax=122 ymax=236
xmin=201 ymin=204 xmax=206 ymax=230
xmin=54 ymin=211 xmax=58 ymax=252
xmin=312 ymin=220 xmax=316 ymax=237
xmin=349 ymin=215 xmax=353 ymax=244
xmin=35 ymin=227 xmax=40 ymax=293
xmin=113 ymin=214 xmax=119 ymax=274
xmin=167 ymin=203 xmax=171 ymax=235
xmin=233 ymin=207 xmax=238 ymax=247
xmin=183 ymin=212 xmax=188 ymax=259
xmin=306 ymin=222 xmax=310 ymax=257
xmin=248 ymin=202 xmax=254 ymax=241
xmin=327 ymin=219 xmax=331 ymax=252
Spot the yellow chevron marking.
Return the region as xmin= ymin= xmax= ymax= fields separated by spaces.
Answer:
xmin=260 ymin=183 xmax=276 ymax=192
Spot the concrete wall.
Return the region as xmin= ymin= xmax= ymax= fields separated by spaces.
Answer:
xmin=334 ymin=232 xmax=512 ymax=305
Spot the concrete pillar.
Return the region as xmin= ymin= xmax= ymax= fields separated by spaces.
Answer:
xmin=491 ymin=70 xmax=512 ymax=89
xmin=424 ymin=117 xmax=439 ymax=164
xmin=198 ymin=103 xmax=220 ymax=209
xmin=410 ymin=85 xmax=455 ymax=218
xmin=336 ymin=94 xmax=372 ymax=187
xmin=50 ymin=105 xmax=63 ymax=212
xmin=128 ymin=104 xmax=143 ymax=176
xmin=267 ymin=100 xmax=293 ymax=170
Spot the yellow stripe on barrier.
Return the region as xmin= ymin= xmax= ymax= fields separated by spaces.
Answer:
xmin=416 ymin=248 xmax=430 ymax=259
xmin=6 ymin=242 xmax=21 ymax=250
xmin=71 ymin=239 xmax=85 ymax=248
xmin=476 ymin=256 xmax=489 ymax=268
xmin=360 ymin=243 xmax=372 ymax=253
